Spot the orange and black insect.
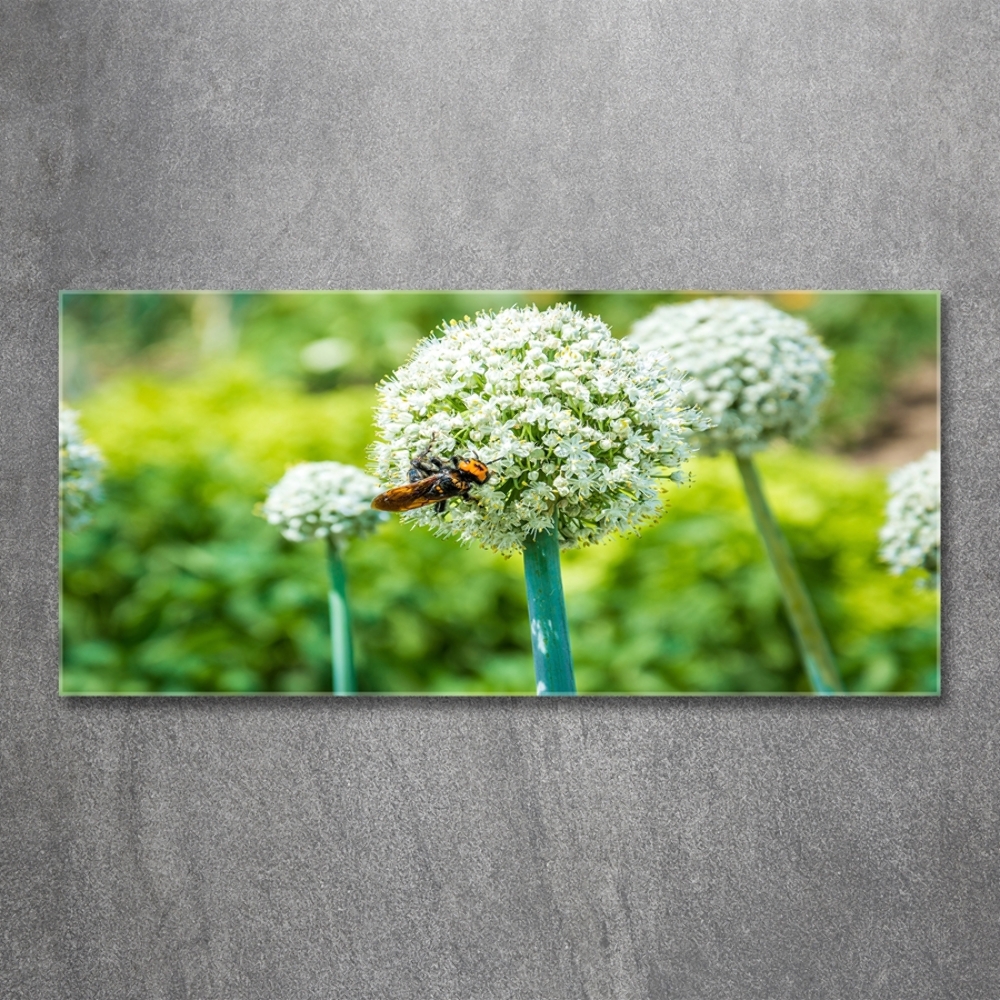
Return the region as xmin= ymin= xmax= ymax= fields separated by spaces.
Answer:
xmin=372 ymin=450 xmax=491 ymax=514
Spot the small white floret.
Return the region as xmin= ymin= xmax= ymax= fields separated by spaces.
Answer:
xmin=879 ymin=450 xmax=940 ymax=586
xmin=260 ymin=462 xmax=388 ymax=544
xmin=60 ymin=406 xmax=105 ymax=531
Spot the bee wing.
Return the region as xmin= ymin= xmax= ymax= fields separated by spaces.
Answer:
xmin=371 ymin=476 xmax=458 ymax=512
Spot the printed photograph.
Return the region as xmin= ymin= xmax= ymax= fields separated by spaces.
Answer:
xmin=60 ymin=291 xmax=940 ymax=695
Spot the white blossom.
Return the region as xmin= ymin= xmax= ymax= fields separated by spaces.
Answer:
xmin=629 ymin=297 xmax=832 ymax=456
xmin=370 ymin=304 xmax=707 ymax=555
xmin=60 ymin=406 xmax=104 ymax=531
xmin=261 ymin=462 xmax=388 ymax=544
xmin=879 ymin=450 xmax=940 ymax=586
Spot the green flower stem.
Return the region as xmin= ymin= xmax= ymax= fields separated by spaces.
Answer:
xmin=522 ymin=516 xmax=576 ymax=696
xmin=735 ymin=455 xmax=845 ymax=695
xmin=326 ymin=538 xmax=356 ymax=695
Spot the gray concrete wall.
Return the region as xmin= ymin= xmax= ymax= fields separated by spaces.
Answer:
xmin=2 ymin=2 xmax=997 ymax=997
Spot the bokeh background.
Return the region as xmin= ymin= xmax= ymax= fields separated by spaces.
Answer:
xmin=60 ymin=290 xmax=939 ymax=694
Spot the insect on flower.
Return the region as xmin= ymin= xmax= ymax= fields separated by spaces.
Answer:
xmin=371 ymin=449 xmax=491 ymax=514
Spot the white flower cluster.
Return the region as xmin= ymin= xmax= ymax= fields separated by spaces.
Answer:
xmin=879 ymin=450 xmax=940 ymax=585
xmin=59 ymin=406 xmax=105 ymax=531
xmin=629 ymin=297 xmax=832 ymax=456
xmin=262 ymin=462 xmax=388 ymax=544
xmin=371 ymin=303 xmax=707 ymax=555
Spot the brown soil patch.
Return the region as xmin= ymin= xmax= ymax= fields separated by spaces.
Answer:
xmin=849 ymin=361 xmax=940 ymax=468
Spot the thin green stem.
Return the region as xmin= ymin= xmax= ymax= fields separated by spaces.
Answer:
xmin=522 ymin=514 xmax=576 ymax=696
xmin=735 ymin=454 xmax=845 ymax=695
xmin=326 ymin=538 xmax=356 ymax=695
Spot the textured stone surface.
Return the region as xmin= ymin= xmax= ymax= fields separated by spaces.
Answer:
xmin=2 ymin=2 xmax=998 ymax=997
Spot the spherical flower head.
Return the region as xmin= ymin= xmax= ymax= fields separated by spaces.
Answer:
xmin=370 ymin=303 xmax=707 ymax=555
xmin=60 ymin=406 xmax=105 ymax=531
xmin=879 ymin=450 xmax=940 ymax=586
xmin=261 ymin=462 xmax=388 ymax=544
xmin=629 ymin=297 xmax=832 ymax=456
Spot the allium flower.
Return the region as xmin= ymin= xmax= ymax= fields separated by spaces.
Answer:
xmin=632 ymin=299 xmax=844 ymax=693
xmin=371 ymin=304 xmax=706 ymax=555
xmin=629 ymin=297 xmax=832 ymax=456
xmin=59 ymin=406 xmax=105 ymax=530
xmin=261 ymin=462 xmax=388 ymax=543
xmin=879 ymin=450 xmax=940 ymax=585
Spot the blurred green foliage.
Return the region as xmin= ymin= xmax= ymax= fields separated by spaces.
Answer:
xmin=61 ymin=357 xmax=938 ymax=695
xmin=61 ymin=290 xmax=938 ymax=450
xmin=795 ymin=291 xmax=939 ymax=448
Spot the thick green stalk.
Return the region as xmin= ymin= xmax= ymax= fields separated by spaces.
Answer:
xmin=735 ymin=454 xmax=845 ymax=694
xmin=522 ymin=516 xmax=576 ymax=695
xmin=326 ymin=538 xmax=356 ymax=695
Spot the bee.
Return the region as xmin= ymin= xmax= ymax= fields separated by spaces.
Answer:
xmin=371 ymin=449 xmax=491 ymax=514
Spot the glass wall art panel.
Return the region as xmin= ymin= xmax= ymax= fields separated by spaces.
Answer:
xmin=60 ymin=291 xmax=940 ymax=696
